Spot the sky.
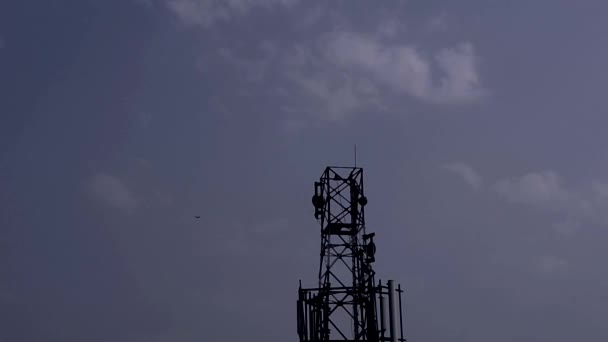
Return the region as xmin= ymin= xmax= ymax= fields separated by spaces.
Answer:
xmin=2 ymin=0 xmax=608 ymax=341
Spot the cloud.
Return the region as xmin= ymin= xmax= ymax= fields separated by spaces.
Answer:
xmin=490 ymin=170 xmax=608 ymax=225
xmin=284 ymin=70 xmax=381 ymax=122
xmin=322 ymin=31 xmax=486 ymax=104
xmin=322 ymin=32 xmax=431 ymax=99
xmin=434 ymin=43 xmax=484 ymax=103
xmin=270 ymin=30 xmax=486 ymax=122
xmin=443 ymin=162 xmax=482 ymax=190
xmin=181 ymin=6 xmax=487 ymax=124
xmin=274 ymin=32 xmax=485 ymax=122
xmin=492 ymin=171 xmax=570 ymax=208
xmin=164 ymin=0 xmax=298 ymax=27
xmin=205 ymin=42 xmax=381 ymax=123
xmin=86 ymin=173 xmax=137 ymax=212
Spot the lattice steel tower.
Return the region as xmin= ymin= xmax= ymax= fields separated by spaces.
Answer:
xmin=297 ymin=166 xmax=405 ymax=342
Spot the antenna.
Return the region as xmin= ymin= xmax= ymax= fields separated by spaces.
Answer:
xmin=354 ymin=144 xmax=357 ymax=167
xmin=297 ymin=166 xmax=405 ymax=342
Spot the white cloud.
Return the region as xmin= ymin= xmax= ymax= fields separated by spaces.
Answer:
xmin=323 ymin=32 xmax=430 ymax=100
xmin=434 ymin=43 xmax=484 ymax=103
xmin=322 ymin=31 xmax=485 ymax=104
xmin=275 ymin=31 xmax=485 ymax=122
xmin=492 ymin=171 xmax=570 ymax=207
xmin=443 ymin=162 xmax=482 ymax=190
xmin=491 ymin=170 xmax=608 ymax=225
xmin=164 ymin=0 xmax=298 ymax=27
xmin=181 ymin=7 xmax=487 ymax=124
xmin=284 ymin=71 xmax=380 ymax=122
xmin=86 ymin=173 xmax=137 ymax=212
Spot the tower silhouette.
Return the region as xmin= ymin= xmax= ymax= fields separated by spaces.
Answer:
xmin=297 ymin=166 xmax=405 ymax=342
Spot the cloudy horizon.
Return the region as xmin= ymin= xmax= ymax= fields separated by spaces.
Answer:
xmin=2 ymin=1 xmax=608 ymax=341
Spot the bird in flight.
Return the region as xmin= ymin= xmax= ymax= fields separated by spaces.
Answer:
xmin=195 ymin=216 xmax=200 ymax=219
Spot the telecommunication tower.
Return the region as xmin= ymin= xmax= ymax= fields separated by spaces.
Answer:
xmin=297 ymin=166 xmax=405 ymax=342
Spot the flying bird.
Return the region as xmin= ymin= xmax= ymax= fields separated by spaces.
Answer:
xmin=195 ymin=216 xmax=200 ymax=219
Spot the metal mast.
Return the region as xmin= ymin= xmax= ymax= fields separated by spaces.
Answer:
xmin=297 ymin=166 xmax=405 ymax=342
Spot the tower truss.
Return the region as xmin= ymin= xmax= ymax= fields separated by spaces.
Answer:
xmin=297 ymin=166 xmax=405 ymax=342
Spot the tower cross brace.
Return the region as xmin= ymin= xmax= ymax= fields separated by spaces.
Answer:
xmin=297 ymin=166 xmax=405 ymax=342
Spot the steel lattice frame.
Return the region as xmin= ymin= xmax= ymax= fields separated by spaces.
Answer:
xmin=297 ymin=166 xmax=405 ymax=342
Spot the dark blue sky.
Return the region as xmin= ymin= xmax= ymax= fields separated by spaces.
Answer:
xmin=2 ymin=1 xmax=608 ymax=341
